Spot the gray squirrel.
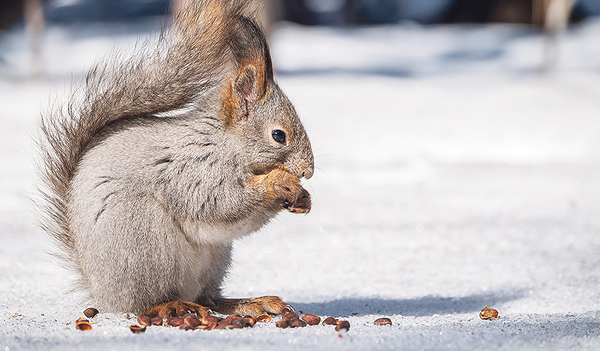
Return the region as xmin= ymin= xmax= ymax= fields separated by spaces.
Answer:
xmin=39 ymin=0 xmax=313 ymax=318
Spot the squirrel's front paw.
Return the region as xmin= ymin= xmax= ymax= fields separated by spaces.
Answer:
xmin=253 ymin=167 xmax=306 ymax=208
xmin=248 ymin=167 xmax=311 ymax=213
xmin=269 ymin=168 xmax=309 ymax=210
xmin=283 ymin=188 xmax=311 ymax=214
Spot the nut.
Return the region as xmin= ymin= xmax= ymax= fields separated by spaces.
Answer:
xmin=480 ymin=306 xmax=499 ymax=320
xmin=301 ymin=314 xmax=320 ymax=326
xmin=373 ymin=317 xmax=392 ymax=326
xmin=322 ymin=317 xmax=338 ymax=326
xmin=335 ymin=320 xmax=350 ymax=332
xmin=137 ymin=315 xmax=151 ymax=327
xmin=83 ymin=308 xmax=99 ymax=318
xmin=129 ymin=324 xmax=146 ymax=334
xmin=75 ymin=318 xmax=92 ymax=331
xmin=151 ymin=317 xmax=163 ymax=326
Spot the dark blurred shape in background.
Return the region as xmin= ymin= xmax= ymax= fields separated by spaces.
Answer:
xmin=3 ymin=0 xmax=600 ymax=29
xmin=277 ymin=0 xmax=598 ymax=26
xmin=46 ymin=0 xmax=170 ymax=22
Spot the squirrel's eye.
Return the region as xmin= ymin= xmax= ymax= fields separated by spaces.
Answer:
xmin=272 ymin=129 xmax=286 ymax=144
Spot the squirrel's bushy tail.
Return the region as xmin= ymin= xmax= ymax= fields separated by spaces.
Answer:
xmin=39 ymin=0 xmax=260 ymax=259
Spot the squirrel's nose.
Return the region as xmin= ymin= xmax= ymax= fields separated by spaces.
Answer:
xmin=302 ymin=160 xmax=314 ymax=180
xmin=297 ymin=151 xmax=314 ymax=180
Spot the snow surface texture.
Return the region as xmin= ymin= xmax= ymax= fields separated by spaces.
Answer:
xmin=2 ymin=16 xmax=600 ymax=350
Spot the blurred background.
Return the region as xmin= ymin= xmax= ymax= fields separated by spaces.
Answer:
xmin=3 ymin=0 xmax=600 ymax=27
xmin=2 ymin=0 xmax=600 ymax=77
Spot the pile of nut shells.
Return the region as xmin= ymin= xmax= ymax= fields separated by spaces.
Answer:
xmin=73 ymin=306 xmax=499 ymax=333
xmin=74 ymin=307 xmax=353 ymax=334
xmin=129 ymin=311 xmax=351 ymax=334
xmin=273 ymin=312 xmax=349 ymax=332
xmin=131 ymin=312 xmax=268 ymax=333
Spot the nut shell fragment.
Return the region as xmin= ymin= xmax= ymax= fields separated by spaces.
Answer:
xmin=322 ymin=317 xmax=337 ymax=326
xmin=479 ymin=306 xmax=499 ymax=320
xmin=75 ymin=318 xmax=92 ymax=331
xmin=282 ymin=311 xmax=299 ymax=321
xmin=275 ymin=319 xmax=290 ymax=329
xmin=291 ymin=319 xmax=307 ymax=328
xmin=256 ymin=314 xmax=271 ymax=323
xmin=374 ymin=317 xmax=392 ymax=326
xmin=137 ymin=315 xmax=151 ymax=327
xmin=241 ymin=316 xmax=256 ymax=328
xmin=301 ymin=314 xmax=321 ymax=326
xmin=215 ymin=316 xmax=243 ymax=330
xmin=129 ymin=324 xmax=146 ymax=333
xmin=165 ymin=317 xmax=182 ymax=327
xmin=335 ymin=320 xmax=350 ymax=332
xmin=183 ymin=315 xmax=201 ymax=329
xmin=83 ymin=308 xmax=99 ymax=318
xmin=151 ymin=317 xmax=163 ymax=326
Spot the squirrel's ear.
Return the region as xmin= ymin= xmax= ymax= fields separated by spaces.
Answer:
xmin=234 ymin=64 xmax=260 ymax=105
xmin=222 ymin=64 xmax=264 ymax=125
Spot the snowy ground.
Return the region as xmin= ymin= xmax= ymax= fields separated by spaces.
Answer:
xmin=2 ymin=16 xmax=600 ymax=350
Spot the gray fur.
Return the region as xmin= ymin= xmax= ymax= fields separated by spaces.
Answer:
xmin=39 ymin=0 xmax=313 ymax=314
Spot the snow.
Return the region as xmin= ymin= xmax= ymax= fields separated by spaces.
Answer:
xmin=2 ymin=15 xmax=600 ymax=350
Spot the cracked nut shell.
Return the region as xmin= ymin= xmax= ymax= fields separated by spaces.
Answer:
xmin=322 ymin=317 xmax=338 ymax=326
xmin=374 ymin=317 xmax=392 ymax=326
xmin=129 ymin=324 xmax=146 ymax=333
xmin=301 ymin=314 xmax=321 ymax=326
xmin=335 ymin=320 xmax=350 ymax=332
xmin=83 ymin=308 xmax=99 ymax=318
xmin=137 ymin=315 xmax=151 ymax=327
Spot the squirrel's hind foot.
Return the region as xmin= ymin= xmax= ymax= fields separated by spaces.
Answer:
xmin=143 ymin=300 xmax=211 ymax=319
xmin=213 ymin=296 xmax=294 ymax=317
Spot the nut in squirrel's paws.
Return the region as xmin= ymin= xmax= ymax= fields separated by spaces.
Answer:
xmin=283 ymin=188 xmax=311 ymax=214
xmin=265 ymin=167 xmax=311 ymax=213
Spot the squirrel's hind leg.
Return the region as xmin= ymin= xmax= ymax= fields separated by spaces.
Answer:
xmin=212 ymin=296 xmax=294 ymax=317
xmin=142 ymin=300 xmax=211 ymax=319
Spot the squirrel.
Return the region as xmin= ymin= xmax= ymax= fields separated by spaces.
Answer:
xmin=38 ymin=0 xmax=313 ymax=318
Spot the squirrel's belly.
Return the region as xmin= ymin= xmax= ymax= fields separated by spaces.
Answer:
xmin=182 ymin=210 xmax=276 ymax=245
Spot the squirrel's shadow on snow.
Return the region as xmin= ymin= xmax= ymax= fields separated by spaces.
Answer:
xmin=289 ymin=289 xmax=526 ymax=318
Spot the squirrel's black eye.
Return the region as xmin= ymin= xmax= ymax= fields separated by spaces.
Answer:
xmin=272 ymin=129 xmax=286 ymax=144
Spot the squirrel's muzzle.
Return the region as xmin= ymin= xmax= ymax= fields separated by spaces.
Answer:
xmin=285 ymin=153 xmax=314 ymax=180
